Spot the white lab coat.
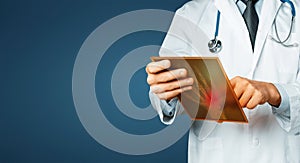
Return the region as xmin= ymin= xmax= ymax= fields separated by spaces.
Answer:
xmin=150 ymin=0 xmax=300 ymax=162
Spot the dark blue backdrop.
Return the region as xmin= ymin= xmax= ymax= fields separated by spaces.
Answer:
xmin=1 ymin=0 xmax=191 ymax=162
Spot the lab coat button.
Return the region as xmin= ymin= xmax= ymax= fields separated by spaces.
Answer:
xmin=253 ymin=138 xmax=259 ymax=146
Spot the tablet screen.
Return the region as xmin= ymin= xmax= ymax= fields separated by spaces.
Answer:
xmin=151 ymin=57 xmax=248 ymax=123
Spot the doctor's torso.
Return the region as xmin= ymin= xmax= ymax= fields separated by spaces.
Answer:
xmin=160 ymin=0 xmax=300 ymax=163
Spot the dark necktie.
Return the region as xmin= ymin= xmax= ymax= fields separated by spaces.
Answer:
xmin=242 ymin=0 xmax=259 ymax=51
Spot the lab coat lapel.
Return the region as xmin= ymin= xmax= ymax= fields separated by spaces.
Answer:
xmin=252 ymin=0 xmax=281 ymax=70
xmin=213 ymin=0 xmax=253 ymax=55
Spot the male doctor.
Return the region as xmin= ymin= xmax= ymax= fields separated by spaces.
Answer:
xmin=146 ymin=0 xmax=300 ymax=162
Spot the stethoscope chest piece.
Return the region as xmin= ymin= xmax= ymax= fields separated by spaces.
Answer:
xmin=208 ymin=38 xmax=222 ymax=53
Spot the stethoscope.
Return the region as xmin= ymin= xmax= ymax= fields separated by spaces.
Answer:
xmin=208 ymin=0 xmax=297 ymax=53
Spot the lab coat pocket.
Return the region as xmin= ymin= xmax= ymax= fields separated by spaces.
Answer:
xmin=199 ymin=138 xmax=224 ymax=163
xmin=267 ymin=32 xmax=299 ymax=54
xmin=190 ymin=122 xmax=224 ymax=163
xmin=264 ymin=33 xmax=300 ymax=80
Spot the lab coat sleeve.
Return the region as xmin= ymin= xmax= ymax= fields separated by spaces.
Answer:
xmin=149 ymin=1 xmax=208 ymax=125
xmin=272 ymin=62 xmax=300 ymax=135
xmin=149 ymin=0 xmax=214 ymax=125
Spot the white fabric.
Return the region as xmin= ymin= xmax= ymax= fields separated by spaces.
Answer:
xmin=149 ymin=0 xmax=300 ymax=162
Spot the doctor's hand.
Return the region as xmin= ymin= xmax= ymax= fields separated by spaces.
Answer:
xmin=230 ymin=76 xmax=281 ymax=109
xmin=146 ymin=60 xmax=194 ymax=101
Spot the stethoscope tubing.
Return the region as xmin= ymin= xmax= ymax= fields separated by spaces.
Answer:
xmin=214 ymin=11 xmax=221 ymax=39
xmin=209 ymin=0 xmax=297 ymax=53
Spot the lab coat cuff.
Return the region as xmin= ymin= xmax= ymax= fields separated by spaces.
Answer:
xmin=161 ymin=98 xmax=178 ymax=117
xmin=272 ymin=83 xmax=290 ymax=114
xmin=276 ymin=83 xmax=300 ymax=134
xmin=149 ymin=91 xmax=177 ymax=125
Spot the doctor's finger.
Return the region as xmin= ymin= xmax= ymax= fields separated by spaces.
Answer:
xmin=245 ymin=91 xmax=267 ymax=109
xmin=147 ymin=68 xmax=188 ymax=85
xmin=146 ymin=60 xmax=171 ymax=74
xmin=150 ymin=78 xmax=194 ymax=94
xmin=156 ymin=86 xmax=193 ymax=101
xmin=238 ymin=89 xmax=253 ymax=107
xmin=232 ymin=83 xmax=246 ymax=99
xmin=245 ymin=96 xmax=260 ymax=109
xmin=230 ymin=76 xmax=244 ymax=87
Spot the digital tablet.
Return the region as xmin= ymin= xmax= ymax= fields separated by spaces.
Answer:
xmin=151 ymin=57 xmax=248 ymax=123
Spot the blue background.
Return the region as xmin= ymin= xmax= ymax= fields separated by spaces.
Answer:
xmin=1 ymin=0 xmax=191 ymax=162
